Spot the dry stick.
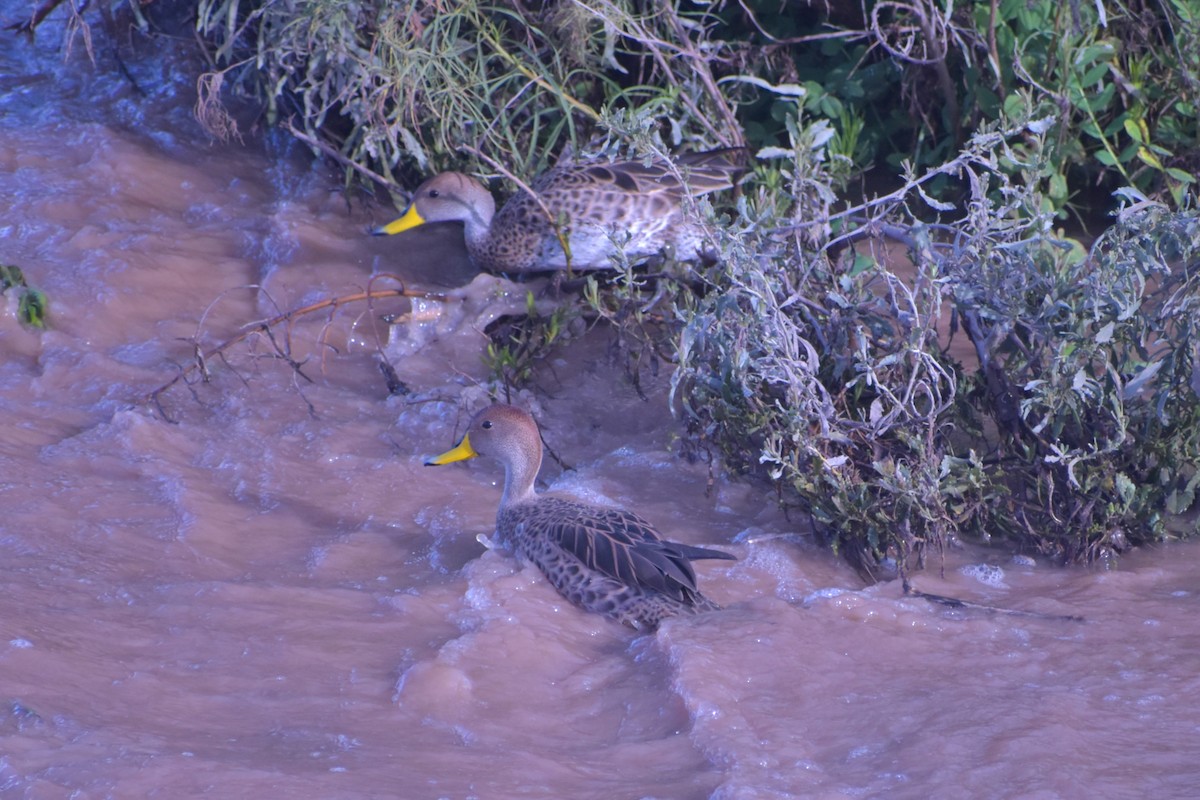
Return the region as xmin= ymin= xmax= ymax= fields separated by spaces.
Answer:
xmin=459 ymin=146 xmax=556 ymax=225
xmin=798 ymin=125 xmax=1019 ymax=239
xmin=567 ymin=0 xmax=725 ymax=144
xmin=904 ymin=581 xmax=1086 ymax=623
xmin=5 ymin=0 xmax=65 ymax=33
xmin=732 ymin=0 xmax=864 ymax=47
xmin=986 ymin=0 xmax=1004 ymax=90
xmin=870 ymin=1 xmax=959 ymax=142
xmin=146 ymin=279 xmax=446 ymax=412
xmin=283 ymin=119 xmax=398 ymax=192
xmin=661 ymin=5 xmax=744 ymax=145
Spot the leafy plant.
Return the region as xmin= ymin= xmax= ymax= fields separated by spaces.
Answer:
xmin=485 ymin=292 xmax=572 ymax=395
xmin=1 ymin=264 xmax=48 ymax=329
xmin=193 ymin=0 xmax=744 ymax=192
xmin=673 ymin=104 xmax=1199 ymax=574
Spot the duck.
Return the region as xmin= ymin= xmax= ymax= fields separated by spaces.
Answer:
xmin=375 ymin=149 xmax=744 ymax=274
xmin=424 ymin=404 xmax=736 ymax=630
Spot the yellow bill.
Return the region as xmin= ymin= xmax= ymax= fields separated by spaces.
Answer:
xmin=373 ymin=203 xmax=426 ymax=236
xmin=425 ymin=433 xmax=479 ymax=466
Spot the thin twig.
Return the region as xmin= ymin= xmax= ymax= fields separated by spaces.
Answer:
xmin=146 ymin=277 xmax=445 ymax=411
xmin=284 ymin=119 xmax=399 ymax=192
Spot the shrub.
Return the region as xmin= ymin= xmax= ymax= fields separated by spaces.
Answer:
xmin=673 ymin=101 xmax=1199 ymax=573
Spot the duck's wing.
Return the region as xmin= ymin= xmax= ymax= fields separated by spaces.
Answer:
xmin=492 ymin=149 xmax=745 ymax=239
xmin=532 ymin=149 xmax=743 ymax=203
xmin=528 ymin=498 xmax=735 ymax=599
xmin=673 ymin=147 xmax=750 ymax=193
xmin=670 ymin=541 xmax=741 ymax=562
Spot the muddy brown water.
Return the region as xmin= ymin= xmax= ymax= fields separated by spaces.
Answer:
xmin=2 ymin=16 xmax=1199 ymax=800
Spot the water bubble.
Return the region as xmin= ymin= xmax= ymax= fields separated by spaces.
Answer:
xmin=960 ymin=564 xmax=1008 ymax=588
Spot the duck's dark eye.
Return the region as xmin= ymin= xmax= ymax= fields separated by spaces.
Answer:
xmin=428 ymin=189 xmax=440 ymax=198
xmin=481 ymin=420 xmax=493 ymax=429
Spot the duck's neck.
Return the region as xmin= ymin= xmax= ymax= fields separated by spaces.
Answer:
xmin=461 ymin=194 xmax=496 ymax=257
xmin=499 ymin=438 xmax=541 ymax=508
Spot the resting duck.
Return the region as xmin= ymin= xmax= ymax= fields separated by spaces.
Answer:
xmin=376 ymin=149 xmax=744 ymax=273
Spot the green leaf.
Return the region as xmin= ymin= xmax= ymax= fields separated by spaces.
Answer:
xmin=1122 ymin=118 xmax=1144 ymax=143
xmin=757 ymin=146 xmax=795 ymax=160
xmin=19 ymin=288 xmax=47 ymax=328
xmin=1165 ymin=473 xmax=1200 ymax=514
xmin=1075 ymin=43 xmax=1116 ymax=67
xmin=1049 ymin=172 xmax=1068 ymax=202
xmin=0 ymin=264 xmax=26 ymax=291
xmin=1137 ymin=146 xmax=1164 ymax=170
xmin=1115 ymin=472 xmax=1136 ymax=505
xmin=1166 ymin=489 xmax=1193 ymax=515
xmin=817 ymin=95 xmax=844 ymax=118
xmin=1002 ymin=93 xmax=1026 ymax=120
xmin=1166 ymin=0 xmax=1194 ymax=22
xmin=849 ymin=252 xmax=875 ymax=277
xmin=1080 ymin=65 xmax=1109 ymax=86
xmin=1166 ymin=167 xmax=1196 ymax=183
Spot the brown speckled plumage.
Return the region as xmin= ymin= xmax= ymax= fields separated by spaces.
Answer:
xmin=376 ymin=150 xmax=744 ymax=274
xmin=425 ymin=404 xmax=735 ymax=630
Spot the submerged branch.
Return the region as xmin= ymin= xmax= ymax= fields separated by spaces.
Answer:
xmin=145 ymin=276 xmax=444 ymax=417
xmin=903 ymin=581 xmax=1086 ymax=622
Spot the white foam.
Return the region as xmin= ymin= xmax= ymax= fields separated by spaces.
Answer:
xmin=960 ymin=563 xmax=1008 ymax=588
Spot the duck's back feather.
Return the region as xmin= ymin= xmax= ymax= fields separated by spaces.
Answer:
xmin=498 ymin=496 xmax=734 ymax=620
xmin=480 ymin=149 xmax=745 ymax=272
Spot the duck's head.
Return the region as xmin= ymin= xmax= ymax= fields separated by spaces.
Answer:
xmin=425 ymin=404 xmax=542 ymax=505
xmin=373 ymin=172 xmax=496 ymax=237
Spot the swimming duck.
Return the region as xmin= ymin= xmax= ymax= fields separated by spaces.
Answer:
xmin=375 ymin=149 xmax=744 ymax=274
xmin=425 ymin=404 xmax=735 ymax=630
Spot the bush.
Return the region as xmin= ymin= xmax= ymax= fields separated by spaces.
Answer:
xmin=193 ymin=0 xmax=745 ymax=188
xmin=673 ymin=103 xmax=1199 ymax=574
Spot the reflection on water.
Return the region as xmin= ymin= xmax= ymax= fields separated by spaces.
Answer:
xmin=2 ymin=9 xmax=1199 ymax=799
